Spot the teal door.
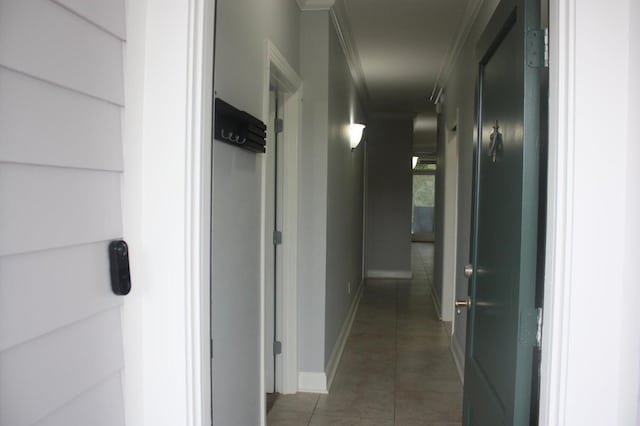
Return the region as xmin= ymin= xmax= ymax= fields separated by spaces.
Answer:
xmin=462 ymin=0 xmax=542 ymax=424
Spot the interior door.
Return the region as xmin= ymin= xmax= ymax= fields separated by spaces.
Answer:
xmin=0 ymin=0 xmax=127 ymax=424
xmin=462 ymin=0 xmax=542 ymax=424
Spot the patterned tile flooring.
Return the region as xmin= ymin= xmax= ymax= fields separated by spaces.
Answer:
xmin=268 ymin=243 xmax=463 ymax=426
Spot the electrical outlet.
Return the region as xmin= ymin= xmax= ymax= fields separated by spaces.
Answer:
xmin=347 ymin=281 xmax=351 ymax=294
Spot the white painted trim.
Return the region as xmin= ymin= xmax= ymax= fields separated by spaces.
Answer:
xmin=366 ymin=270 xmax=412 ymax=279
xmin=325 ymin=280 xmax=364 ymax=390
xmin=430 ymin=0 xmax=485 ymax=100
xmin=297 ymin=372 xmax=329 ymax=394
xmin=539 ymin=0 xmax=575 ymax=424
xmin=122 ymin=0 xmax=213 ymax=424
xmin=279 ymin=87 xmax=302 ymax=395
xmin=184 ymin=0 xmax=214 ymax=425
xmin=330 ymin=3 xmax=371 ymax=110
xmin=450 ymin=335 xmax=465 ymax=384
xmin=259 ymin=41 xmax=302 ymax=426
xmin=440 ymin=129 xmax=459 ymax=323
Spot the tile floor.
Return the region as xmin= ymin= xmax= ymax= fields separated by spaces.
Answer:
xmin=267 ymin=243 xmax=463 ymax=426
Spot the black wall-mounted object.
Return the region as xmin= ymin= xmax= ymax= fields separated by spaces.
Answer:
xmin=214 ymin=98 xmax=267 ymax=153
xmin=109 ymin=240 xmax=131 ymax=296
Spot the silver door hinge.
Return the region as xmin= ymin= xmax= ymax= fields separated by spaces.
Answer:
xmin=273 ymin=230 xmax=282 ymax=245
xmin=274 ymin=118 xmax=284 ymax=134
xmin=535 ymin=307 xmax=543 ymax=348
xmin=527 ymin=28 xmax=549 ymax=68
xmin=273 ymin=340 xmax=282 ymax=355
xmin=544 ymin=27 xmax=549 ymax=67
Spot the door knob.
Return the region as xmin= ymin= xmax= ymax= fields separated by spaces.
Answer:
xmin=455 ymin=296 xmax=471 ymax=314
xmin=464 ymin=264 xmax=474 ymax=278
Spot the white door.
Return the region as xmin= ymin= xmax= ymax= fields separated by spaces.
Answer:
xmin=0 ymin=0 xmax=127 ymax=425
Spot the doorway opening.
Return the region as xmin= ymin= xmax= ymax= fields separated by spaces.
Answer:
xmin=411 ymin=159 xmax=437 ymax=243
xmin=260 ymin=41 xmax=302 ymax=424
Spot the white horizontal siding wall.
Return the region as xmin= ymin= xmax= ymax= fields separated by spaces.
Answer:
xmin=0 ymin=0 xmax=127 ymax=425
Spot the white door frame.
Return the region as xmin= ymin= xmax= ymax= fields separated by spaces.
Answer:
xmin=122 ymin=0 xmax=213 ymax=424
xmin=259 ymin=40 xmax=302 ymax=417
xmin=540 ymin=0 xmax=638 ymax=424
xmin=441 ymin=122 xmax=459 ymax=323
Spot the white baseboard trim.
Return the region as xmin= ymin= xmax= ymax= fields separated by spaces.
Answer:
xmin=297 ymin=372 xmax=328 ymax=394
xmin=450 ymin=336 xmax=465 ymax=384
xmin=366 ymin=270 xmax=412 ymax=279
xmin=325 ymin=280 xmax=364 ymax=391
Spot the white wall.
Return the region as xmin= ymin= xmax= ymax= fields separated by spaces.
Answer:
xmin=365 ymin=116 xmax=414 ymax=276
xmin=623 ymin=2 xmax=640 ymax=421
xmin=0 ymin=1 xmax=127 ymax=424
xmin=212 ymin=0 xmax=300 ymax=424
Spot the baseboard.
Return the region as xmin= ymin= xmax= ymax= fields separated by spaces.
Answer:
xmin=297 ymin=372 xmax=328 ymax=394
xmin=325 ymin=279 xmax=364 ymax=391
xmin=366 ymin=269 xmax=412 ymax=279
xmin=450 ymin=336 xmax=465 ymax=384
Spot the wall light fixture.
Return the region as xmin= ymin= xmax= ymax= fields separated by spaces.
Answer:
xmin=350 ymin=123 xmax=366 ymax=150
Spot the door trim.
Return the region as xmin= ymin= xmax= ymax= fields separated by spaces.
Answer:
xmin=186 ymin=0 xmax=214 ymax=424
xmin=539 ymin=0 xmax=574 ymax=423
xmin=260 ymin=40 xmax=302 ymax=423
xmin=122 ymin=0 xmax=214 ymax=424
xmin=441 ymin=128 xmax=459 ymax=322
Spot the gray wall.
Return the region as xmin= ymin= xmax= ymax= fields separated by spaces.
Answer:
xmin=212 ymin=1 xmax=300 ymax=424
xmin=442 ymin=0 xmax=500 ymax=361
xmin=299 ymin=10 xmax=366 ymax=375
xmin=325 ymin=17 xmax=366 ymax=366
xmin=365 ymin=117 xmax=413 ymax=275
xmin=299 ymin=11 xmax=329 ymax=373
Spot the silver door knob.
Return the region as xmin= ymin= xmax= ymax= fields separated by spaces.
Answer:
xmin=464 ymin=264 xmax=474 ymax=278
xmin=455 ymin=296 xmax=471 ymax=314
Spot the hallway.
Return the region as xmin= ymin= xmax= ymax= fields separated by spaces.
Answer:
xmin=267 ymin=243 xmax=463 ymax=425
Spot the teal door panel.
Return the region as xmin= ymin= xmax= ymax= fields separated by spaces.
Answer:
xmin=463 ymin=0 xmax=541 ymax=425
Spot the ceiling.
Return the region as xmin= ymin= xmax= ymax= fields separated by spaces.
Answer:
xmin=297 ymin=0 xmax=480 ymax=154
xmin=337 ymin=0 xmax=469 ymax=115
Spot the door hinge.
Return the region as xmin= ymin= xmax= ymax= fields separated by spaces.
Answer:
xmin=527 ymin=28 xmax=549 ymax=68
xmin=274 ymin=118 xmax=284 ymax=134
xmin=273 ymin=340 xmax=282 ymax=355
xmin=273 ymin=230 xmax=282 ymax=246
xmin=535 ymin=307 xmax=543 ymax=348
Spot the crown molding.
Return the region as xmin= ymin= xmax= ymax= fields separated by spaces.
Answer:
xmin=330 ymin=0 xmax=372 ymax=113
xmin=430 ymin=0 xmax=485 ymax=102
xmin=296 ymin=0 xmax=336 ymax=11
